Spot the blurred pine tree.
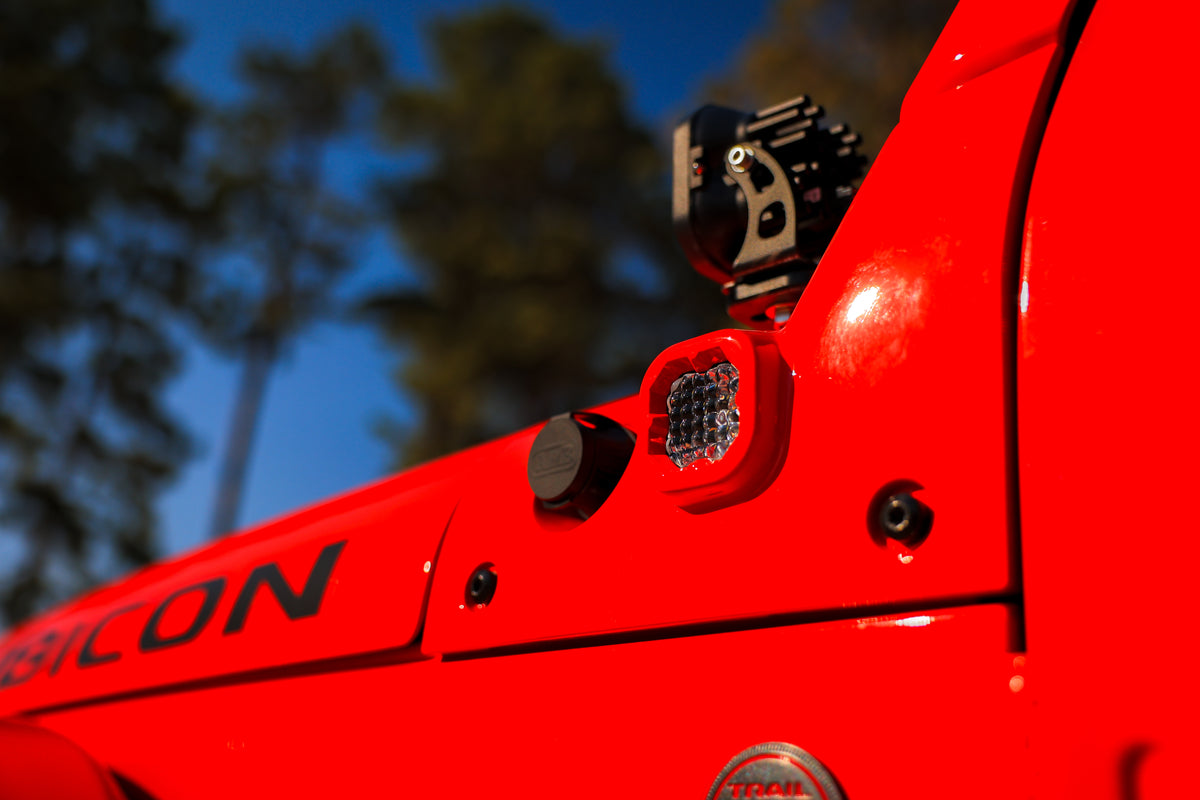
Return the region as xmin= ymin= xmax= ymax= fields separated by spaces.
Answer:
xmin=711 ymin=0 xmax=958 ymax=163
xmin=198 ymin=25 xmax=387 ymax=538
xmin=0 ymin=0 xmax=201 ymax=623
xmin=366 ymin=7 xmax=725 ymax=467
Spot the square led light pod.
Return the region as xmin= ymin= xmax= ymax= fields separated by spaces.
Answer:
xmin=641 ymin=330 xmax=792 ymax=512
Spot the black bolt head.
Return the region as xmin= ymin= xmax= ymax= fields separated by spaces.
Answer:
xmin=466 ymin=565 xmax=498 ymax=606
xmin=879 ymin=492 xmax=933 ymax=544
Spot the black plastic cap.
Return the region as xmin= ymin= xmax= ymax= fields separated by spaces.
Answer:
xmin=527 ymin=413 xmax=634 ymax=519
xmin=528 ymin=417 xmax=587 ymax=504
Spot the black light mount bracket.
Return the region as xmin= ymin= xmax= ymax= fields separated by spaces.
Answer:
xmin=672 ymin=96 xmax=865 ymax=328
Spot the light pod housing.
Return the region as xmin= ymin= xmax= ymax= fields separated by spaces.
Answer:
xmin=642 ymin=330 xmax=792 ymax=512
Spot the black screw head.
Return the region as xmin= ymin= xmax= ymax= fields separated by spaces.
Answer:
xmin=879 ymin=492 xmax=933 ymax=544
xmin=466 ymin=564 xmax=498 ymax=606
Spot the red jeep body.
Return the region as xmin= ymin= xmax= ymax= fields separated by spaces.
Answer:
xmin=1 ymin=0 xmax=1195 ymax=796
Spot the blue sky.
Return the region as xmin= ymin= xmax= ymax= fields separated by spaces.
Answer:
xmin=154 ymin=0 xmax=774 ymax=558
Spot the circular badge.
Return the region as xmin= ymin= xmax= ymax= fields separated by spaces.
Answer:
xmin=706 ymin=743 xmax=845 ymax=800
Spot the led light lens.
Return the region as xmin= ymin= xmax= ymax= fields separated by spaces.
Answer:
xmin=666 ymin=361 xmax=740 ymax=468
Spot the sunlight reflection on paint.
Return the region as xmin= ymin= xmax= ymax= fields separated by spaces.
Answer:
xmin=855 ymin=613 xmax=942 ymax=630
xmin=844 ymin=286 xmax=881 ymax=324
xmin=1020 ymin=280 xmax=1030 ymax=313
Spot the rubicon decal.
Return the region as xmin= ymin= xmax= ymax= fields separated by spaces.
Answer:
xmin=706 ymin=743 xmax=845 ymax=800
xmin=0 ymin=540 xmax=346 ymax=692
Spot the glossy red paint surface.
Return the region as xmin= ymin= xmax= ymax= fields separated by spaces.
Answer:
xmin=29 ymin=605 xmax=1024 ymax=799
xmin=903 ymin=0 xmax=1072 ymax=119
xmin=421 ymin=0 xmax=1072 ymax=657
xmin=1017 ymin=0 xmax=1200 ymax=796
xmin=0 ymin=720 xmax=123 ymax=799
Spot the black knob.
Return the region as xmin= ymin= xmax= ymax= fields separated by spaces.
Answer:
xmin=527 ymin=412 xmax=634 ymax=519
